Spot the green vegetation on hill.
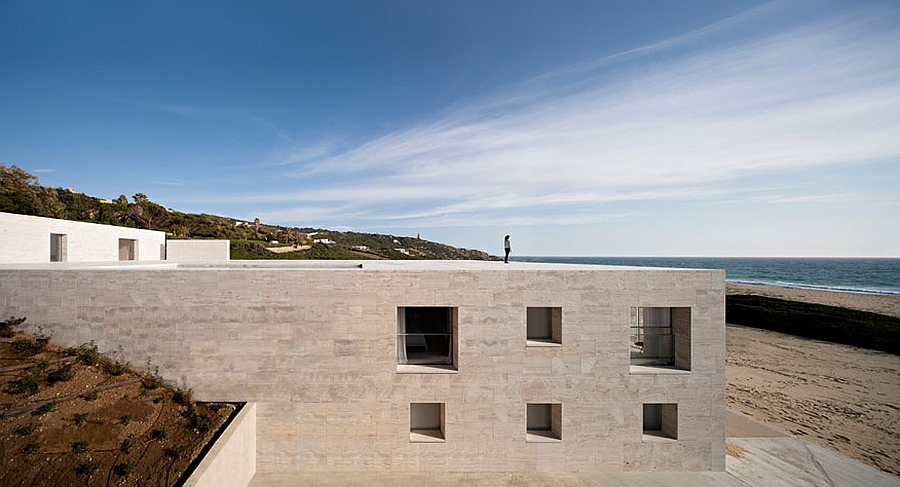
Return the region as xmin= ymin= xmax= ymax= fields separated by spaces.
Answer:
xmin=0 ymin=164 xmax=496 ymax=261
xmin=726 ymin=294 xmax=900 ymax=355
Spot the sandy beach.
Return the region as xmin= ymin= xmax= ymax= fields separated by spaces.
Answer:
xmin=726 ymin=283 xmax=900 ymax=475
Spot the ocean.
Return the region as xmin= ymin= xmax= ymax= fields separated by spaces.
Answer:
xmin=511 ymin=257 xmax=900 ymax=296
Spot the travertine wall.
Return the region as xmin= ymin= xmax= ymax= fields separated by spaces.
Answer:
xmin=166 ymin=240 xmax=231 ymax=262
xmin=0 ymin=211 xmax=166 ymax=263
xmin=0 ymin=261 xmax=725 ymax=473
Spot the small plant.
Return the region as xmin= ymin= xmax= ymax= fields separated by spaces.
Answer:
xmin=186 ymin=410 xmax=210 ymax=433
xmin=74 ymin=341 xmax=101 ymax=365
xmin=114 ymin=462 xmax=134 ymax=477
xmin=81 ymin=390 xmax=99 ymax=401
xmin=142 ymin=359 xmax=164 ymax=390
xmin=31 ymin=401 xmax=56 ymax=417
xmin=74 ymin=461 xmax=98 ymax=475
xmin=71 ymin=412 xmax=89 ymax=427
xmin=12 ymin=337 xmax=45 ymax=356
xmin=46 ymin=362 xmax=74 ymax=384
xmin=120 ymin=414 xmax=132 ymax=426
xmin=164 ymin=444 xmax=189 ymax=459
xmin=71 ymin=441 xmax=88 ymax=453
xmin=22 ymin=443 xmax=40 ymax=454
xmin=104 ymin=358 xmax=130 ymax=376
xmin=120 ymin=436 xmax=134 ymax=453
xmin=14 ymin=422 xmax=37 ymax=436
xmin=148 ymin=427 xmax=170 ymax=440
xmin=0 ymin=316 xmax=26 ymax=338
xmin=173 ymin=385 xmax=193 ymax=406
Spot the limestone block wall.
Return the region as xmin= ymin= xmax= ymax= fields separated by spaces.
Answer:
xmin=0 ymin=261 xmax=725 ymax=474
xmin=0 ymin=211 xmax=166 ymax=263
xmin=166 ymin=240 xmax=231 ymax=262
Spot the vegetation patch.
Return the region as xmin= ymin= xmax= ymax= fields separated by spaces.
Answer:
xmin=726 ymin=294 xmax=900 ymax=355
xmin=0 ymin=319 xmax=237 ymax=487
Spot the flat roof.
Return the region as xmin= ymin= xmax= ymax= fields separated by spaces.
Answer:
xmin=0 ymin=259 xmax=724 ymax=274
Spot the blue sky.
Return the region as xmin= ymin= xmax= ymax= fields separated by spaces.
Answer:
xmin=2 ymin=1 xmax=898 ymax=257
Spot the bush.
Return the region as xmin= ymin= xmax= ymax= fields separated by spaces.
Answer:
xmin=726 ymin=295 xmax=900 ymax=355
xmin=31 ymin=401 xmax=56 ymax=417
xmin=71 ymin=413 xmax=88 ymax=427
xmin=46 ymin=362 xmax=74 ymax=384
xmin=14 ymin=423 xmax=36 ymax=436
xmin=0 ymin=316 xmax=26 ymax=338
xmin=71 ymin=441 xmax=88 ymax=454
xmin=12 ymin=337 xmax=45 ymax=356
xmin=74 ymin=461 xmax=98 ymax=475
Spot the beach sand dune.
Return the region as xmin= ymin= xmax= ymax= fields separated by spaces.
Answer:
xmin=726 ymin=284 xmax=900 ymax=476
xmin=727 ymin=282 xmax=900 ymax=318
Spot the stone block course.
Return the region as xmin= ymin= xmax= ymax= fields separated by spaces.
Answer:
xmin=0 ymin=260 xmax=725 ymax=474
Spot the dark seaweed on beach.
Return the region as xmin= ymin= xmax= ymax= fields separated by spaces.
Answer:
xmin=726 ymin=295 xmax=900 ymax=355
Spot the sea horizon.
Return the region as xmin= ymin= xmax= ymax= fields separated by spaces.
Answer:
xmin=511 ymin=256 xmax=900 ymax=296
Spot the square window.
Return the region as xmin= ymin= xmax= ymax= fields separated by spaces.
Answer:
xmin=630 ymin=307 xmax=691 ymax=370
xmin=643 ymin=403 xmax=677 ymax=440
xmin=398 ymin=307 xmax=457 ymax=369
xmin=410 ymin=403 xmax=444 ymax=442
xmin=526 ymin=307 xmax=562 ymax=346
xmin=526 ymin=403 xmax=561 ymax=442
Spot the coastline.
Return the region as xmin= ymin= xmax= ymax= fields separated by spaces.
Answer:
xmin=725 ymin=282 xmax=900 ymax=475
xmin=726 ymin=282 xmax=900 ymax=318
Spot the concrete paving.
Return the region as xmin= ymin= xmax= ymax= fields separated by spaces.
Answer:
xmin=248 ymin=410 xmax=900 ymax=487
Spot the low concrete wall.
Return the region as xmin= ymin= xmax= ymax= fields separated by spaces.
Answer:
xmin=167 ymin=240 xmax=230 ymax=262
xmin=183 ymin=402 xmax=256 ymax=487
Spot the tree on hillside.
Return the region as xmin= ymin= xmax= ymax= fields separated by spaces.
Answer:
xmin=0 ymin=164 xmax=59 ymax=215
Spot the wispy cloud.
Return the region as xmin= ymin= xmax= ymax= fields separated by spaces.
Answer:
xmin=223 ymin=4 xmax=900 ymax=228
xmin=32 ymin=168 xmax=56 ymax=174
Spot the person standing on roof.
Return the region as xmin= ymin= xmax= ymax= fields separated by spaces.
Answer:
xmin=504 ymin=235 xmax=511 ymax=263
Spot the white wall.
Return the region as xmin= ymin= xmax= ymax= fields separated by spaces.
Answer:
xmin=0 ymin=212 xmax=166 ymax=263
xmin=166 ymin=239 xmax=230 ymax=262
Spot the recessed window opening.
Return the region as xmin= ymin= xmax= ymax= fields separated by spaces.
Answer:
xmin=630 ymin=307 xmax=692 ymax=370
xmin=526 ymin=403 xmax=561 ymax=441
xmin=50 ymin=233 xmax=67 ymax=262
xmin=118 ymin=238 xmax=138 ymax=261
xmin=398 ymin=307 xmax=455 ymax=366
xmin=526 ymin=307 xmax=562 ymax=345
xmin=410 ymin=402 xmax=444 ymax=442
xmin=643 ymin=403 xmax=677 ymax=440
xmin=631 ymin=307 xmax=675 ymax=366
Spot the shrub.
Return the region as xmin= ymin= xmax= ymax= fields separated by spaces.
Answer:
xmin=120 ymin=436 xmax=134 ymax=453
xmin=12 ymin=337 xmax=45 ymax=356
xmin=0 ymin=316 xmax=26 ymax=338
xmin=22 ymin=443 xmax=39 ymax=454
xmin=14 ymin=422 xmax=36 ymax=436
xmin=46 ymin=362 xmax=74 ymax=384
xmin=74 ymin=461 xmax=98 ymax=475
xmin=81 ymin=390 xmax=99 ymax=401
xmin=31 ymin=401 xmax=56 ymax=417
xmin=114 ymin=462 xmax=134 ymax=477
xmin=73 ymin=341 xmax=101 ymax=365
xmin=71 ymin=413 xmax=88 ymax=427
xmin=120 ymin=414 xmax=132 ymax=426
xmin=71 ymin=441 xmax=88 ymax=453
xmin=148 ymin=427 xmax=170 ymax=440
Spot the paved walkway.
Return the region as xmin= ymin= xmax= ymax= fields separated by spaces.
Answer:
xmin=248 ymin=410 xmax=900 ymax=487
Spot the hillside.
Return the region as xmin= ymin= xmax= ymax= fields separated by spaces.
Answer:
xmin=0 ymin=164 xmax=496 ymax=261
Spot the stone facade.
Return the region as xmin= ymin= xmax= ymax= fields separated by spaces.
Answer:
xmin=166 ymin=239 xmax=231 ymax=261
xmin=0 ymin=260 xmax=725 ymax=473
